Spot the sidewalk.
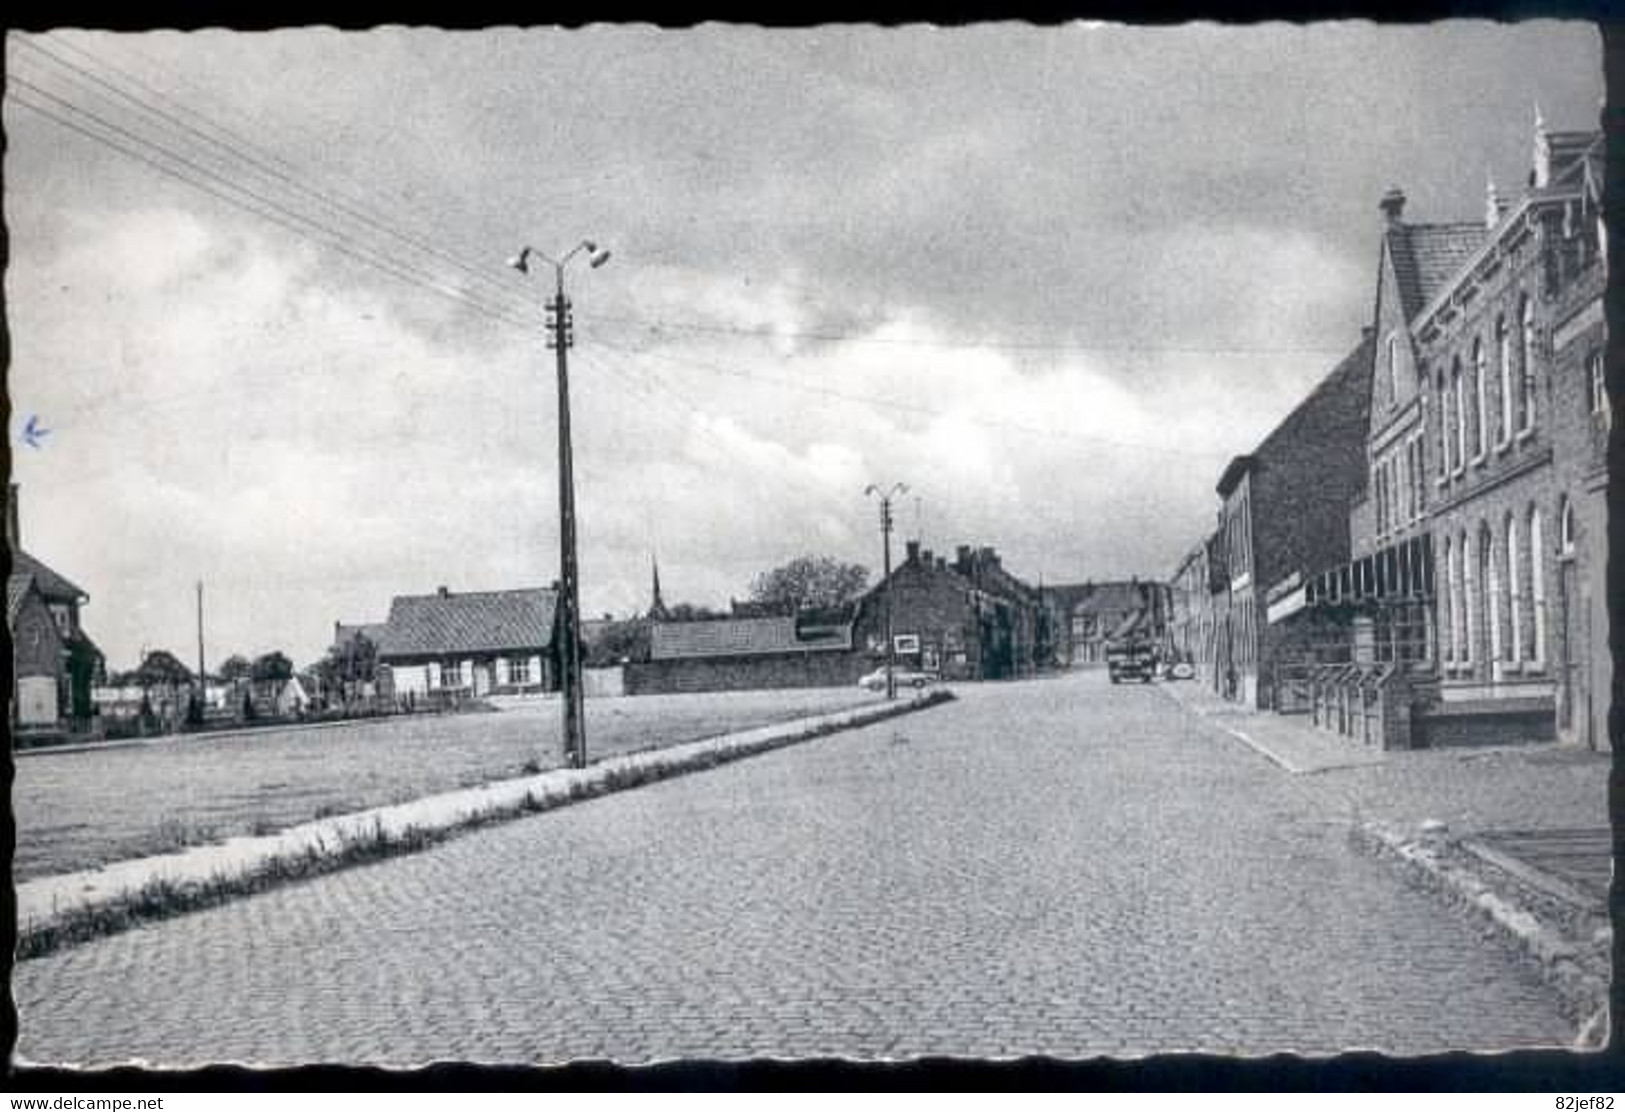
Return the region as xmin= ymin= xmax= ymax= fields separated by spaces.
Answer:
xmin=1157 ymin=678 xmax=1388 ymax=774
xmin=1158 ymin=677 xmax=1611 ymax=1040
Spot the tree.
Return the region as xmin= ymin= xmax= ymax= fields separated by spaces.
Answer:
xmin=317 ymin=632 xmax=377 ymax=695
xmin=132 ymin=649 xmax=194 ymax=689
xmin=586 ymin=618 xmax=651 ymax=664
xmin=218 ymin=655 xmax=252 ymax=684
xmin=663 ymin=602 xmax=725 ymax=622
xmin=749 ymin=556 xmax=869 ymax=613
xmin=250 ymin=651 xmax=294 ymax=683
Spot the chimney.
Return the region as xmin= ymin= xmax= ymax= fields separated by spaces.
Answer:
xmin=7 ymin=482 xmax=17 ymax=550
xmin=936 ymin=557 xmax=947 ymax=572
xmin=1485 ymin=173 xmax=1504 ymax=229
xmin=1379 ymin=187 xmax=1406 ymax=227
xmin=905 ymin=540 xmax=921 ymax=565
xmin=956 ymin=544 xmax=972 ymax=569
xmin=920 ymin=548 xmax=933 ymax=568
xmin=437 ymin=585 xmax=450 ymax=598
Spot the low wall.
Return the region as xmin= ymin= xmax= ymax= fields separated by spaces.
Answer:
xmin=1414 ymin=703 xmax=1556 ymax=749
xmin=626 ymin=650 xmax=863 ymax=695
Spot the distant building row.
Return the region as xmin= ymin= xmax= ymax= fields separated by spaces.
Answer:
xmin=1168 ymin=114 xmax=1608 ymax=751
xmin=336 ymin=543 xmax=1173 ymax=700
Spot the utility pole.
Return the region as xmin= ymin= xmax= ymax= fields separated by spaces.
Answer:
xmin=866 ymin=482 xmax=908 ymax=700
xmin=510 ymin=241 xmax=611 ymax=770
xmin=548 ymin=277 xmax=586 ymax=768
xmin=195 ymin=580 xmax=206 ymax=718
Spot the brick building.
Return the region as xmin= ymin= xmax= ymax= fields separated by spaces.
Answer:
xmin=626 ymin=612 xmax=856 ymax=694
xmin=1042 ymin=580 xmax=1166 ymax=667
xmin=1167 ymin=541 xmax=1216 ymax=679
xmin=1403 ymin=119 xmax=1607 ymax=748
xmin=7 ymin=484 xmax=103 ymax=738
xmin=853 ymin=541 xmax=1044 ymax=681
xmin=1208 ymin=334 xmax=1375 ymax=708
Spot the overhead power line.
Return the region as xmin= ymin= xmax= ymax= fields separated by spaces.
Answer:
xmin=8 ymin=80 xmax=541 ymax=338
xmin=17 ymin=34 xmax=624 ymax=308
xmin=588 ymin=333 xmax=1232 ymax=462
xmin=11 ymin=41 xmax=539 ymax=320
xmin=576 ymin=312 xmax=1350 ymax=358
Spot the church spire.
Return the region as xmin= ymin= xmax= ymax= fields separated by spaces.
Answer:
xmin=648 ymin=554 xmax=668 ymax=619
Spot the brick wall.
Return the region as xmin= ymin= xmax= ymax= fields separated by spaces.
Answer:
xmin=1416 ymin=204 xmax=1602 ymax=749
xmin=1243 ymin=336 xmax=1374 ymax=707
xmin=624 ymin=650 xmax=861 ymax=695
xmin=853 ymin=550 xmax=986 ymax=679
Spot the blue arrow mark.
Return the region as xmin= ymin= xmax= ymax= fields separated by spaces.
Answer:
xmin=22 ymin=414 xmax=50 ymax=450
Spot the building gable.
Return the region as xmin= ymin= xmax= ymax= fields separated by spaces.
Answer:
xmin=11 ymin=578 xmax=65 ymax=679
xmin=1371 ymin=235 xmax=1423 ymax=427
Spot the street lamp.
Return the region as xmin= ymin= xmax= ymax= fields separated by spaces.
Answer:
xmin=510 ymin=240 xmax=611 ymax=769
xmin=865 ymin=482 xmax=908 ymax=700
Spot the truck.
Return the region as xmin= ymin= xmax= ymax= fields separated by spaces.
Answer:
xmin=1105 ymin=637 xmax=1158 ymax=684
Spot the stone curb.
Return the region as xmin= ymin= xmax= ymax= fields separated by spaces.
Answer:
xmin=1350 ymin=819 xmax=1609 ymax=1048
xmin=16 ymin=690 xmax=954 ymax=957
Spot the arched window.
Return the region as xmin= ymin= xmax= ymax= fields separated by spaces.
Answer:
xmin=1473 ymin=337 xmax=1488 ymax=460
xmin=1496 ymin=315 xmax=1513 ymax=445
xmin=1530 ymin=505 xmax=1546 ymax=665
xmin=1520 ymin=295 xmax=1537 ymax=433
xmin=1506 ymin=514 xmax=1523 ymax=664
xmin=1436 ymin=370 xmax=1450 ymax=477
xmin=1460 ymin=529 xmax=1475 ymax=668
xmin=1482 ymin=522 xmax=1502 ymax=668
xmin=1560 ymin=494 xmax=1576 ymax=556
xmin=1589 ymin=349 xmax=1608 ymax=427
xmin=1372 ymin=464 xmax=1384 ymax=536
xmin=1443 ymin=536 xmax=1456 ymax=663
xmin=1452 ymin=357 xmax=1467 ymax=471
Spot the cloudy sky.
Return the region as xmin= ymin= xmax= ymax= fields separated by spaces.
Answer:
xmin=5 ymin=22 xmax=1603 ymax=669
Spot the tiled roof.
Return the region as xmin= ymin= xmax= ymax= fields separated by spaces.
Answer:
xmin=1388 ymin=223 xmax=1489 ymax=320
xmin=1255 ymin=332 xmax=1374 ymax=470
xmin=7 ymin=571 xmax=36 ymax=627
xmin=374 ymin=588 xmax=557 ymax=659
xmin=1045 ymin=580 xmax=1149 ymax=617
xmin=10 ymin=548 xmax=88 ymax=603
xmin=650 ymin=616 xmax=852 ymax=661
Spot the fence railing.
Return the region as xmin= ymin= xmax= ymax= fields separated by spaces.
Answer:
xmin=1306 ymin=661 xmax=1410 ymax=749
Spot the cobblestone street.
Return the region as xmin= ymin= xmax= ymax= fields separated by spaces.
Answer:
xmin=14 ymin=671 xmax=1576 ymax=1066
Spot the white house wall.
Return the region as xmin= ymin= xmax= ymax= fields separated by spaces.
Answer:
xmin=385 ymin=655 xmax=545 ymax=696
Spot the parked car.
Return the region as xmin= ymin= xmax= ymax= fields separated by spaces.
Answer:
xmin=1163 ymin=658 xmax=1196 ymax=681
xmin=858 ymin=666 xmax=937 ymax=692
